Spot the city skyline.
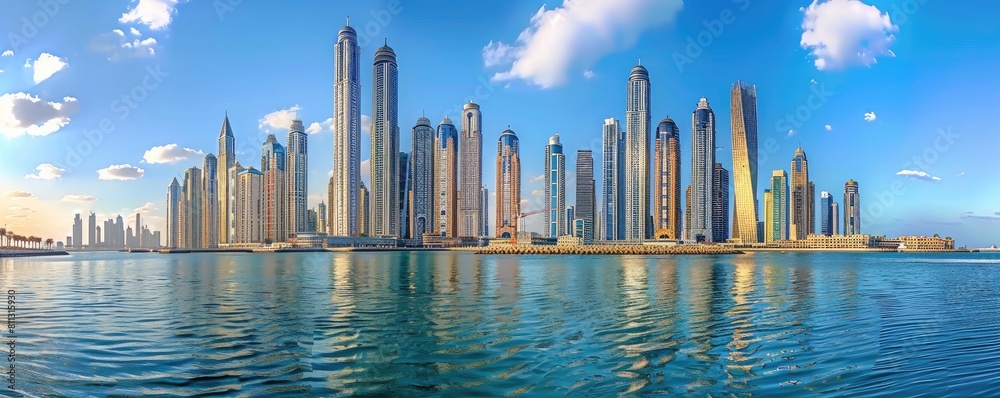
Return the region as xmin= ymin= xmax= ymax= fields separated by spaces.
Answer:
xmin=1 ymin=1 xmax=995 ymax=247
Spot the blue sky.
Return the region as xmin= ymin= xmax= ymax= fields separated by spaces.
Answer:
xmin=1 ymin=0 xmax=999 ymax=247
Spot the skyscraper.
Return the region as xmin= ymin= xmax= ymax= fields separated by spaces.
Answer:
xmin=411 ymin=117 xmax=435 ymax=240
xmin=359 ymin=181 xmax=371 ymax=237
xmin=713 ymin=163 xmax=730 ymax=243
xmin=227 ymin=162 xmax=244 ymax=243
xmin=460 ymin=102 xmax=484 ymax=238
xmin=763 ymin=189 xmax=773 ymax=243
xmin=565 ymin=206 xmax=575 ymax=236
xmin=371 ymin=42 xmax=400 ymax=238
xmin=820 ymin=191 xmax=833 ymax=236
xmin=317 ymin=202 xmax=327 ymax=233
xmin=844 ymin=180 xmax=861 ymax=235
xmin=287 ymin=119 xmax=308 ymax=234
xmin=602 ymin=118 xmax=624 ymax=241
xmin=88 ymin=211 xmax=96 ymax=248
xmin=653 ymin=117 xmax=681 ymax=240
xmin=731 ymin=81 xmax=759 ymax=243
xmin=435 ymin=118 xmax=459 ymax=237
xmin=398 ymin=152 xmax=411 ymax=239
xmin=235 ymin=167 xmax=264 ymax=244
xmin=690 ymin=98 xmax=715 ymax=243
xmin=72 ymin=213 xmax=82 ymax=249
xmin=790 ymin=146 xmax=811 ymax=240
xmin=217 ymin=113 xmax=235 ymax=244
xmin=624 ymin=63 xmax=651 ymax=242
xmin=544 ymin=134 xmax=566 ymax=238
xmin=831 ymin=202 xmax=840 ymax=236
xmin=767 ymin=170 xmax=789 ymax=242
xmin=182 ymin=167 xmax=204 ymax=249
xmin=202 ymin=153 xmax=219 ymax=248
xmin=333 ymin=22 xmax=361 ymax=237
xmin=575 ymin=150 xmax=596 ymax=244
xmin=496 ymin=128 xmax=520 ymax=239
xmin=481 ymin=186 xmax=489 ymax=237
xmin=261 ymin=134 xmax=287 ymax=243
xmin=808 ymin=181 xmax=816 ymax=236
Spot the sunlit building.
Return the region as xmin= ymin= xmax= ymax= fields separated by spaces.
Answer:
xmin=496 ymin=128 xmax=520 ymax=239
xmin=460 ymin=102 xmax=484 ymax=237
xmin=624 ymin=63 xmax=651 ymax=242
xmin=730 ymin=81 xmax=759 ymax=243
xmin=544 ymin=134 xmax=566 ymax=238
xmin=653 ymin=117 xmax=681 ymax=240
xmin=333 ymin=22 xmax=362 ymax=237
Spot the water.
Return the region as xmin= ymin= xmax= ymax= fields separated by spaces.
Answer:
xmin=2 ymin=251 xmax=1000 ymax=397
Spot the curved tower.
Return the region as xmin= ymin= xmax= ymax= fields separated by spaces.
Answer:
xmin=731 ymin=81 xmax=759 ymax=243
xmin=333 ymin=22 xmax=361 ymax=237
xmin=625 ymin=64 xmax=651 ymax=242
xmin=496 ymin=128 xmax=520 ymax=239
xmin=371 ymin=42 xmax=399 ymax=238
xmin=460 ymin=102 xmax=483 ymax=238
xmin=654 ymin=117 xmax=681 ymax=239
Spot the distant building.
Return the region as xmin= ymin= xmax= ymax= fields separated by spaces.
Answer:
xmin=481 ymin=185 xmax=489 ymax=237
xmin=690 ymin=98 xmax=715 ymax=243
xmin=72 ymin=213 xmax=82 ymax=249
xmin=411 ymin=117 xmax=435 ymax=239
xmin=167 ymin=178 xmax=181 ymax=248
xmin=544 ymin=134 xmax=566 ymax=238
xmin=575 ymin=150 xmax=596 ymax=244
xmin=790 ymin=146 xmax=811 ymax=240
xmin=316 ymin=202 xmax=327 ymax=233
xmin=182 ymin=167 xmax=204 ymax=249
xmin=565 ymin=206 xmax=575 ymax=237
xmin=831 ymin=202 xmax=840 ymax=236
xmin=844 ymin=180 xmax=861 ymax=235
xmin=496 ymin=128 xmax=521 ymax=239
xmin=712 ymin=163 xmax=730 ymax=243
xmin=460 ymin=102 xmax=484 ymax=238
xmin=820 ymin=191 xmax=834 ymax=236
xmin=359 ymin=181 xmax=371 ymax=237
xmin=766 ymin=170 xmax=789 ymax=242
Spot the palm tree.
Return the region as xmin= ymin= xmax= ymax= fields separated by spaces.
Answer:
xmin=0 ymin=228 xmax=6 ymax=248
xmin=6 ymin=232 xmax=13 ymax=249
xmin=45 ymin=238 xmax=54 ymax=250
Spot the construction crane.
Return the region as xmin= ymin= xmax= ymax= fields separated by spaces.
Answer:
xmin=512 ymin=208 xmax=549 ymax=243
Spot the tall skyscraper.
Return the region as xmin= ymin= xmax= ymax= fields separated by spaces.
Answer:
xmin=333 ymin=21 xmax=361 ymax=237
xmin=544 ymin=134 xmax=566 ymax=238
xmin=496 ymin=128 xmax=520 ymax=239
xmin=602 ymin=118 xmax=624 ymax=241
xmin=411 ymin=117 xmax=435 ymax=239
xmin=480 ymin=186 xmax=489 ymax=237
xmin=766 ymin=170 xmax=789 ymax=242
xmin=624 ymin=63 xmax=651 ymax=242
xmin=202 ymin=153 xmax=219 ymax=248
xmin=235 ymin=167 xmax=264 ymax=244
xmin=460 ymin=102 xmax=484 ymax=238
xmin=808 ymin=181 xmax=816 ymax=236
xmin=327 ymin=176 xmax=335 ymax=235
xmin=227 ymin=162 xmax=244 ymax=243
xmin=820 ymin=191 xmax=833 ymax=236
xmin=317 ymin=202 xmax=327 ymax=233
xmin=182 ymin=167 xmax=204 ymax=249
xmin=398 ymin=152 xmax=411 ymax=239
xmin=831 ymin=202 xmax=840 ymax=236
xmin=565 ymin=206 xmax=575 ymax=236
xmin=731 ymin=81 xmax=759 ymax=243
xmin=763 ymin=189 xmax=773 ymax=243
xmin=844 ymin=180 xmax=861 ymax=235
xmin=684 ymin=185 xmax=691 ymax=241
xmin=653 ymin=117 xmax=681 ymax=240
xmin=88 ymin=211 xmax=96 ymax=248
xmin=261 ymin=134 xmax=287 ymax=243
xmin=371 ymin=42 xmax=400 ymax=238
xmin=790 ymin=146 xmax=811 ymax=240
xmin=217 ymin=113 xmax=236 ymax=244
xmin=690 ymin=98 xmax=715 ymax=243
xmin=287 ymin=119 xmax=308 ymax=234
xmin=575 ymin=150 xmax=596 ymax=244
xmin=359 ymin=181 xmax=371 ymax=237
xmin=435 ymin=118 xmax=459 ymax=237
xmin=713 ymin=163 xmax=730 ymax=243
xmin=72 ymin=213 xmax=82 ymax=249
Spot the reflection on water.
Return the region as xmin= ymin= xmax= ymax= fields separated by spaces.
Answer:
xmin=3 ymin=251 xmax=1000 ymax=396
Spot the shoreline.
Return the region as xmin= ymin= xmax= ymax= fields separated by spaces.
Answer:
xmin=42 ymin=247 xmax=989 ymax=256
xmin=0 ymin=250 xmax=70 ymax=258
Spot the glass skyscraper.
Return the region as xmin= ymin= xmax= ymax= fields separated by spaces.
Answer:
xmin=333 ymin=22 xmax=361 ymax=237
xmin=654 ymin=117 xmax=681 ymax=240
xmin=844 ymin=180 xmax=861 ymax=235
xmin=496 ymin=128 xmax=520 ymax=239
xmin=690 ymin=98 xmax=715 ymax=243
xmin=730 ymin=81 xmax=759 ymax=243
xmin=371 ymin=42 xmax=400 ymax=238
xmin=713 ymin=163 xmax=730 ymax=243
xmin=602 ymin=118 xmax=624 ymax=241
xmin=624 ymin=64 xmax=651 ymax=242
xmin=287 ymin=119 xmax=308 ymax=234
xmin=766 ymin=170 xmax=789 ymax=242
xmin=820 ymin=191 xmax=833 ymax=236
xmin=544 ymin=134 xmax=566 ymax=238
xmin=410 ymin=117 xmax=435 ymax=240
xmin=791 ymin=146 xmax=812 ymax=240
xmin=575 ymin=150 xmax=596 ymax=244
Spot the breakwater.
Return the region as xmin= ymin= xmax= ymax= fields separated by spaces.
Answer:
xmin=476 ymin=245 xmax=744 ymax=255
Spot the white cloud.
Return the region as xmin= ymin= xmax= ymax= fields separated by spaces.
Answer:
xmin=361 ymin=159 xmax=371 ymax=184
xmin=142 ymin=144 xmax=204 ymax=164
xmin=583 ymin=70 xmax=597 ymax=79
xmin=97 ymin=164 xmax=145 ymax=180
xmin=864 ymin=111 xmax=876 ymax=122
xmin=1 ymin=50 xmax=13 ymax=57
xmin=4 ymin=190 xmax=37 ymax=200
xmin=896 ymin=169 xmax=941 ymax=182
xmin=133 ymin=202 xmax=157 ymax=214
xmin=23 ymin=59 xmax=31 ymax=68
xmin=531 ymin=189 xmax=545 ymax=197
xmin=800 ymin=0 xmax=898 ymax=71
xmin=0 ymin=93 xmax=80 ymax=138
xmin=0 ymin=70 xmax=4 ymax=74
xmin=810 ymin=79 xmax=817 ymax=84
xmin=93 ymin=30 xmax=158 ymax=60
xmin=825 ymin=125 xmax=833 ymax=131
xmin=307 ymin=117 xmax=333 ymax=135
xmin=361 ymin=114 xmax=372 ymax=135
xmin=956 ymin=172 xmax=965 ymax=177
xmin=113 ymin=29 xmax=125 ymax=37
xmin=31 ymin=53 xmax=69 ymax=84
xmin=129 ymin=27 xmax=141 ymax=36
xmin=530 ymin=174 xmax=545 ymax=183
xmin=485 ymin=0 xmax=684 ymax=88
xmin=24 ymin=163 xmax=65 ymax=180
xmin=119 ymin=0 xmax=180 ymax=30
xmin=258 ymin=105 xmax=301 ymax=130
xmin=788 ymin=130 xmax=797 ymax=136
xmin=62 ymin=195 xmax=97 ymax=202
xmin=122 ymin=37 xmax=158 ymax=56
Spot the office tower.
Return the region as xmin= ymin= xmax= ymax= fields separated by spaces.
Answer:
xmin=359 ymin=182 xmax=371 ymax=237
xmin=713 ymin=163 xmax=730 ymax=243
xmin=307 ymin=209 xmax=317 ymax=233
xmin=831 ymin=202 xmax=840 ymax=236
xmin=808 ymin=181 xmax=816 ymax=236
xmin=565 ymin=206 xmax=575 ymax=235
xmin=435 ymin=117 xmax=460 ymax=237
xmin=66 ymin=236 xmax=72 ymax=248
xmin=227 ymin=162 xmax=245 ymax=242
xmin=371 ymin=42 xmax=400 ymax=238
xmin=134 ymin=213 xmax=142 ymax=248
xmin=653 ymin=117 xmax=681 ymax=239
xmin=624 ymin=63 xmax=651 ymax=242
xmin=235 ymin=167 xmax=264 ymax=244
xmin=333 ymin=21 xmax=361 ymax=237
xmin=327 ymin=176 xmax=335 ymax=235
xmin=767 ymin=170 xmax=789 ymax=242
xmin=844 ymin=180 xmax=861 ymax=235
xmin=684 ymin=185 xmax=691 ymax=240
xmin=218 ymin=113 xmax=235 ymax=244
xmin=820 ymin=191 xmax=833 ymax=236
xmin=72 ymin=213 xmax=82 ymax=249
xmin=398 ymin=152 xmax=411 ymax=239
xmin=88 ymin=211 xmax=96 ymax=248
xmin=202 ymin=153 xmax=219 ymax=248
xmin=690 ymin=98 xmax=715 ymax=243
xmin=411 ymin=116 xmax=435 ymax=239
xmin=182 ymin=167 xmax=204 ymax=249
xmin=575 ymin=150 xmax=596 ymax=244
xmin=317 ymin=202 xmax=327 ymax=233
xmin=763 ymin=189 xmax=773 ymax=242
xmin=481 ymin=185 xmax=489 ymax=237
xmin=287 ymin=119 xmax=308 ymax=235
xmin=95 ymin=225 xmax=101 ymax=247
xmin=545 ymin=134 xmax=566 ymax=238
xmin=496 ymin=128 xmax=521 ymax=239
xmin=602 ymin=118 xmax=624 ymax=241
xmin=460 ymin=102 xmax=484 ymax=237
xmin=262 ymin=134 xmax=287 ymax=243
xmin=790 ymin=146 xmax=811 ymax=240
xmin=731 ymin=81 xmax=759 ymax=243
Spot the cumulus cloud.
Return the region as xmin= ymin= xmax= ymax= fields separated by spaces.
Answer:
xmin=307 ymin=117 xmax=333 ymax=135
xmin=864 ymin=111 xmax=877 ymax=122
xmin=361 ymin=115 xmax=372 ymax=135
xmin=258 ymin=105 xmax=301 ymax=131
xmin=24 ymin=163 xmax=65 ymax=180
xmin=530 ymin=174 xmax=545 ymax=183
xmin=133 ymin=202 xmax=157 ymax=214
xmin=800 ymin=0 xmax=898 ymax=71
xmin=129 ymin=27 xmax=141 ymax=36
xmin=4 ymin=190 xmax=37 ymax=200
xmin=1 ymin=50 xmax=12 ymax=57
xmin=583 ymin=70 xmax=597 ymax=79
xmin=896 ymin=169 xmax=941 ymax=182
xmin=31 ymin=53 xmax=69 ymax=84
xmin=484 ymin=0 xmax=684 ymax=88
xmin=825 ymin=125 xmax=833 ymax=131
xmin=0 ymin=93 xmax=80 ymax=138
xmin=788 ymin=130 xmax=797 ymax=137
xmin=142 ymin=144 xmax=204 ymax=164
xmin=62 ymin=195 xmax=97 ymax=202
xmin=92 ymin=30 xmax=158 ymax=60
xmin=119 ymin=0 xmax=180 ymax=30
xmin=956 ymin=172 xmax=965 ymax=177
xmin=97 ymin=164 xmax=145 ymax=180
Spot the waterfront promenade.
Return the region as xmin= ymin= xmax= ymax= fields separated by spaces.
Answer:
xmin=476 ymin=245 xmax=744 ymax=255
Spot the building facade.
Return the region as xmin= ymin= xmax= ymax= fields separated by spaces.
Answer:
xmin=653 ymin=117 xmax=681 ymax=240
xmin=333 ymin=22 xmax=361 ymax=237
xmin=713 ymin=163 xmax=730 ymax=243
xmin=217 ymin=113 xmax=235 ymax=244
xmin=602 ymin=118 xmax=624 ymax=241
xmin=202 ymin=153 xmax=219 ymax=248
xmin=261 ymin=134 xmax=287 ymax=243
xmin=844 ymin=180 xmax=861 ymax=235
xmin=411 ymin=117 xmax=435 ymax=239
xmin=398 ymin=151 xmax=411 ymax=239
xmin=624 ymin=64 xmax=651 ymax=242
xmin=544 ymin=134 xmax=566 ymax=238
xmin=460 ymin=102 xmax=484 ymax=237
xmin=496 ymin=128 xmax=520 ymax=239
xmin=166 ymin=179 xmax=181 ymax=248
xmin=767 ymin=170 xmax=789 ymax=242
xmin=790 ymin=146 xmax=811 ymax=240
xmin=359 ymin=181 xmax=371 ymax=237
xmin=690 ymin=98 xmax=715 ymax=243
xmin=235 ymin=167 xmax=264 ymax=244
xmin=72 ymin=213 xmax=82 ymax=249
xmin=820 ymin=191 xmax=833 ymax=236
xmin=831 ymin=202 xmax=840 ymax=236
xmin=371 ymin=42 xmax=400 ymax=238
xmin=575 ymin=150 xmax=596 ymax=244
xmin=182 ymin=167 xmax=204 ymax=249
xmin=287 ymin=119 xmax=308 ymax=234
xmin=435 ymin=118 xmax=460 ymax=238
xmin=730 ymin=81 xmax=759 ymax=243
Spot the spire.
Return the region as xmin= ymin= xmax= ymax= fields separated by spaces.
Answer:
xmin=346 ymin=16 xmax=350 ymax=26
xmin=638 ymin=57 xmax=641 ymax=66
xmin=219 ymin=113 xmax=234 ymax=138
